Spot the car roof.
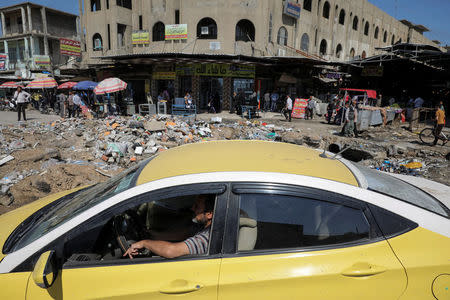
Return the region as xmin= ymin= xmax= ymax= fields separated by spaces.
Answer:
xmin=136 ymin=140 xmax=358 ymax=186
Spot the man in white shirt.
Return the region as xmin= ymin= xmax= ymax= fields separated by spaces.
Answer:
xmin=13 ymin=86 xmax=30 ymax=121
xmin=284 ymin=94 xmax=293 ymax=122
xmin=306 ymin=96 xmax=316 ymax=120
xmin=72 ymin=92 xmax=83 ymax=118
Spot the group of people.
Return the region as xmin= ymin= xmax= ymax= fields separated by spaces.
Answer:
xmin=56 ymin=90 xmax=84 ymax=118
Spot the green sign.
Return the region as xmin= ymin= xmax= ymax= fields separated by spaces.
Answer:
xmin=165 ymin=24 xmax=187 ymax=40
xmin=132 ymin=31 xmax=150 ymax=45
xmin=176 ymin=64 xmax=255 ymax=78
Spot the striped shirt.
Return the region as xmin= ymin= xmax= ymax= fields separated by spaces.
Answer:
xmin=184 ymin=227 xmax=210 ymax=255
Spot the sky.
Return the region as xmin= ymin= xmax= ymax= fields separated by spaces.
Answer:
xmin=1 ymin=0 xmax=449 ymax=46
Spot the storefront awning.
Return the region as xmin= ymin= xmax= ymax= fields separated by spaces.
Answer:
xmin=278 ymin=73 xmax=297 ymax=84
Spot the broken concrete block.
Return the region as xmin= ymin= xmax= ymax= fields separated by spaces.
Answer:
xmin=135 ymin=147 xmax=143 ymax=155
xmin=0 ymin=155 xmax=14 ymax=166
xmin=144 ymin=120 xmax=166 ymax=132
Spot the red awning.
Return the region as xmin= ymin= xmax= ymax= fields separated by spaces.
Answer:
xmin=339 ymin=88 xmax=377 ymax=99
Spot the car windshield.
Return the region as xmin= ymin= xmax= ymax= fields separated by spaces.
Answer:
xmin=13 ymin=160 xmax=147 ymax=251
xmin=352 ymin=163 xmax=448 ymax=217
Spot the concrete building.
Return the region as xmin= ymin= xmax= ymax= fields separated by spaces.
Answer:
xmin=0 ymin=2 xmax=80 ymax=79
xmin=80 ymin=0 xmax=443 ymax=65
xmin=79 ymin=0 xmax=444 ymax=112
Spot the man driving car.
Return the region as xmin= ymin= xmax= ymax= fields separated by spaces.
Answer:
xmin=123 ymin=195 xmax=214 ymax=259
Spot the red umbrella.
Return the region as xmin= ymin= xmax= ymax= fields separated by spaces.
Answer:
xmin=57 ymin=81 xmax=77 ymax=89
xmin=94 ymin=77 xmax=127 ymax=95
xmin=26 ymin=77 xmax=58 ymax=89
xmin=0 ymin=81 xmax=24 ymax=89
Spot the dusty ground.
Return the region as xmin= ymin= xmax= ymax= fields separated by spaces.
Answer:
xmin=0 ymin=110 xmax=448 ymax=215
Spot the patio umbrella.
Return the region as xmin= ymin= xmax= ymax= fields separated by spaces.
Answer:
xmin=0 ymin=81 xmax=24 ymax=89
xmin=57 ymin=81 xmax=77 ymax=90
xmin=26 ymin=77 xmax=58 ymax=89
xmin=73 ymin=80 xmax=98 ymax=91
xmin=94 ymin=77 xmax=127 ymax=95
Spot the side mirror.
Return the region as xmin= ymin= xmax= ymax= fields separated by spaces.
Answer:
xmin=32 ymin=250 xmax=58 ymax=289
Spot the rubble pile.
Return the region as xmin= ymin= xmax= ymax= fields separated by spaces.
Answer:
xmin=0 ymin=115 xmax=448 ymax=214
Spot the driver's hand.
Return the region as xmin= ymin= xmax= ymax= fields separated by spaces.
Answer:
xmin=123 ymin=241 xmax=144 ymax=259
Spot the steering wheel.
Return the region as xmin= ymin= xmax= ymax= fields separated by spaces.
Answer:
xmin=113 ymin=211 xmax=151 ymax=257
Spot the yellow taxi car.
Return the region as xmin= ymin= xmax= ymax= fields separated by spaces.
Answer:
xmin=0 ymin=140 xmax=449 ymax=300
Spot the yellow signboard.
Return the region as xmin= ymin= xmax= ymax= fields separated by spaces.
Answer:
xmin=132 ymin=31 xmax=150 ymax=45
xmin=34 ymin=55 xmax=51 ymax=68
xmin=176 ymin=64 xmax=255 ymax=78
xmin=165 ymin=24 xmax=188 ymax=40
xmin=153 ymin=72 xmax=176 ymax=80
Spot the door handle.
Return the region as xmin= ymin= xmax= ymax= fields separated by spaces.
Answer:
xmin=160 ymin=279 xmax=203 ymax=294
xmin=341 ymin=262 xmax=387 ymax=277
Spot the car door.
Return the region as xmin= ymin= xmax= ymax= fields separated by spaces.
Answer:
xmin=218 ymin=183 xmax=407 ymax=300
xmin=24 ymin=183 xmax=228 ymax=300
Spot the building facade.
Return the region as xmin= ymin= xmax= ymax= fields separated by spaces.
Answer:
xmin=0 ymin=2 xmax=80 ymax=79
xmin=81 ymin=0 xmax=442 ymax=66
xmin=79 ymin=0 xmax=444 ymax=112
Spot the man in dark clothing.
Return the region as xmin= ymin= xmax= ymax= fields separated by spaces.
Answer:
xmin=326 ymin=100 xmax=336 ymax=124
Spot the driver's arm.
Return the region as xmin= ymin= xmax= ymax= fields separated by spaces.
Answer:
xmin=124 ymin=240 xmax=189 ymax=259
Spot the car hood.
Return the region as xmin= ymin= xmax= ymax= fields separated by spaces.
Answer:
xmin=386 ymin=173 xmax=450 ymax=210
xmin=0 ymin=187 xmax=85 ymax=260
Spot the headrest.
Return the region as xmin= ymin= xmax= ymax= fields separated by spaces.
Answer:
xmin=239 ymin=217 xmax=257 ymax=228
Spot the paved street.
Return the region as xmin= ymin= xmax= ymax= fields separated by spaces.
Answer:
xmin=0 ymin=109 xmax=60 ymax=126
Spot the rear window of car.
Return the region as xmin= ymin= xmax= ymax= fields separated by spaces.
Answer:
xmin=352 ymin=163 xmax=449 ymax=218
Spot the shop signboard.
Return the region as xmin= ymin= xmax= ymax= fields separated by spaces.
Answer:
xmin=0 ymin=53 xmax=6 ymax=71
xmin=34 ymin=55 xmax=51 ymax=68
xmin=283 ymin=1 xmax=301 ymax=19
xmin=176 ymin=64 xmax=255 ymax=78
xmin=60 ymin=38 xmax=81 ymax=57
xmin=326 ymin=72 xmax=342 ymax=79
xmin=153 ymin=72 xmax=176 ymax=80
xmin=132 ymin=31 xmax=150 ymax=45
xmin=362 ymin=66 xmax=384 ymax=77
xmin=165 ymin=24 xmax=188 ymax=40
xmin=291 ymin=98 xmax=308 ymax=119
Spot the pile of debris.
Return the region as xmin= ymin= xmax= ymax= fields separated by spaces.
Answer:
xmin=1 ymin=114 xmax=448 ymax=214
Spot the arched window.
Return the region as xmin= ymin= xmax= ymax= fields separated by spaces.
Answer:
xmin=322 ymin=1 xmax=330 ymax=19
xmin=336 ymin=44 xmax=342 ymax=58
xmin=362 ymin=51 xmax=367 ymax=59
xmin=300 ymin=33 xmax=309 ymax=52
xmin=350 ymin=48 xmax=355 ymax=59
xmin=364 ymin=22 xmax=369 ymax=36
xmin=339 ymin=9 xmax=345 ymax=25
xmin=197 ymin=17 xmax=217 ymax=39
xmin=374 ymin=26 xmax=379 ymax=39
xmin=319 ymin=39 xmax=327 ymax=56
xmin=92 ymin=33 xmax=102 ymax=51
xmin=352 ymin=16 xmax=358 ymax=30
xmin=391 ymin=34 xmax=395 ymax=45
xmin=303 ymin=0 xmax=312 ymax=11
xmin=277 ymin=26 xmax=288 ymax=46
xmin=383 ymin=31 xmax=387 ymax=43
xmin=152 ymin=22 xmax=165 ymax=41
xmin=235 ymin=19 xmax=255 ymax=42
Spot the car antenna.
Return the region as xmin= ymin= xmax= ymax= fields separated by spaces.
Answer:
xmin=330 ymin=145 xmax=351 ymax=160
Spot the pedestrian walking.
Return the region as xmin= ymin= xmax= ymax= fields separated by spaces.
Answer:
xmin=326 ymin=99 xmax=336 ymax=124
xmin=284 ymin=94 xmax=293 ymax=122
xmin=264 ymin=91 xmax=270 ymax=112
xmin=57 ymin=91 xmax=67 ymax=117
xmin=342 ymin=101 xmax=358 ymax=137
xmin=67 ymin=91 xmax=75 ymax=118
xmin=306 ymin=96 xmax=316 ymax=120
xmin=73 ymin=92 xmax=82 ymax=118
xmin=270 ymin=91 xmax=279 ymax=112
xmin=13 ymin=86 xmax=30 ymax=122
xmin=433 ymin=104 xmax=447 ymax=146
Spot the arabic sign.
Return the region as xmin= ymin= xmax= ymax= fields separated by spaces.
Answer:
xmin=0 ymin=53 xmax=6 ymax=71
xmin=153 ymin=72 xmax=176 ymax=80
xmin=165 ymin=24 xmax=188 ymax=40
xmin=283 ymin=1 xmax=301 ymax=19
xmin=132 ymin=31 xmax=150 ymax=45
xmin=361 ymin=66 xmax=384 ymax=77
xmin=34 ymin=55 xmax=51 ymax=68
xmin=60 ymin=38 xmax=81 ymax=57
xmin=291 ymin=98 xmax=308 ymax=119
xmin=326 ymin=72 xmax=342 ymax=79
xmin=176 ymin=64 xmax=255 ymax=78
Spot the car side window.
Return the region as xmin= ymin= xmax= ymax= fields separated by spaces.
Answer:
xmin=237 ymin=194 xmax=370 ymax=252
xmin=62 ymin=193 xmax=218 ymax=266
